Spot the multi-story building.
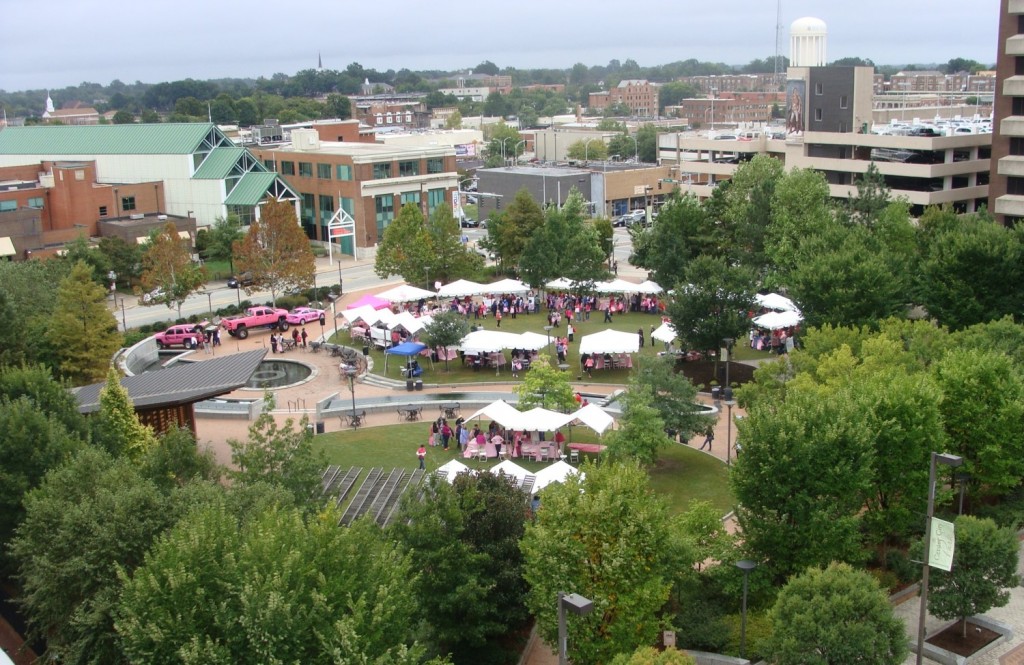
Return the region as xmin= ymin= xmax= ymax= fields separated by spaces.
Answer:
xmin=351 ymin=93 xmax=430 ymax=129
xmin=676 ymin=74 xmax=781 ymax=95
xmin=659 ymin=66 xmax=991 ymax=217
xmin=664 ymin=92 xmax=786 ymax=127
xmin=437 ymin=86 xmax=491 ymax=103
xmin=252 ymin=129 xmax=458 ymax=257
xmin=990 ymin=0 xmax=1024 ymax=224
xmin=588 ymin=80 xmax=660 ymax=117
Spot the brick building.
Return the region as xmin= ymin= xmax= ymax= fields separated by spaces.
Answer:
xmin=588 ymin=80 xmax=660 ymax=117
xmin=665 ymin=92 xmax=786 ymax=126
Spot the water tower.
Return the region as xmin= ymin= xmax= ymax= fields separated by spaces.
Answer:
xmin=790 ymin=17 xmax=827 ymax=67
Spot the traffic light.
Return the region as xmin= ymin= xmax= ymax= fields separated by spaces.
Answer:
xmin=658 ymin=180 xmax=663 ymax=190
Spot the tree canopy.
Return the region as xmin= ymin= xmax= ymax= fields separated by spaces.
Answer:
xmin=233 ymin=198 xmax=316 ymax=305
xmin=47 ymin=261 xmax=123 ymax=385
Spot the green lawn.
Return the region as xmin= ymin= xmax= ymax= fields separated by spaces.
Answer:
xmin=327 ymin=309 xmax=774 ymax=385
xmin=312 ymin=424 xmax=734 ymax=516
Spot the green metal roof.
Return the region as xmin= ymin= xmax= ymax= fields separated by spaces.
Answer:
xmin=0 ymin=123 xmax=217 ymax=155
xmin=224 ymin=171 xmax=280 ymax=206
xmin=193 ymin=147 xmax=247 ymax=179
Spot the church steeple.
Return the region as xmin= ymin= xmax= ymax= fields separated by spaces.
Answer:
xmin=318 ymin=52 xmax=323 ymax=70
xmin=44 ymin=90 xmax=54 ymax=116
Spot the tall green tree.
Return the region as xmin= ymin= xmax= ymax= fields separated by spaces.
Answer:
xmin=664 ymin=255 xmax=755 ymax=358
xmin=719 ymin=155 xmax=785 ymax=270
xmin=425 ymin=202 xmax=484 ymax=284
xmin=90 ymin=367 xmax=158 ymax=462
xmin=632 ymin=355 xmax=711 ymax=439
xmin=606 ymin=385 xmax=671 ymax=466
xmin=521 ymin=462 xmax=688 ymax=665
xmin=201 ymin=214 xmax=244 ymax=271
xmin=374 ymin=203 xmax=433 ymax=286
xmin=566 ymin=138 xmax=608 ymax=161
xmin=514 ymin=358 xmax=577 ymax=412
xmin=487 ymin=188 xmax=545 ymax=271
xmin=233 ymin=199 xmax=316 ymax=306
xmin=923 ymin=516 xmax=1019 ymax=638
xmin=47 ymin=261 xmax=123 ymax=385
xmin=520 ymin=189 xmax=607 ymax=288
xmin=630 ymin=193 xmax=717 ymax=289
xmin=420 ymin=311 xmax=471 ymax=372
xmin=484 ymin=122 xmax=521 ymax=168
xmin=766 ymin=563 xmax=908 ymax=665
xmin=140 ymin=222 xmax=208 ymax=316
xmin=97 ymin=236 xmax=143 ymax=289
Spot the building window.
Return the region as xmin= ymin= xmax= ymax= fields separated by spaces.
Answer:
xmin=281 ymin=161 xmax=295 ymax=176
xmin=336 ymin=164 xmax=353 ymax=180
xmin=299 ymin=193 xmax=315 ymax=225
xmin=0 ymin=200 xmax=16 ymax=212
xmin=815 ymin=82 xmax=823 ymax=96
xmin=340 ymin=197 xmax=354 ymax=216
xmin=427 ymin=188 xmax=445 ymax=215
xmin=75 ymin=170 xmax=85 ymax=181
xmin=99 ymin=206 xmax=108 ymax=217
xmin=1009 ymin=177 xmax=1024 ymax=196
xmin=319 ymin=194 xmax=335 ymax=224
xmin=814 ymin=108 xmax=823 ymax=122
xmin=27 ymin=197 xmax=43 ymax=209
xmin=264 ymin=159 xmax=276 ymax=171
xmin=839 ymin=95 xmax=848 ymax=109
xmin=375 ymin=194 xmax=395 ymax=235
xmin=399 ymin=160 xmax=419 ymax=177
xmin=373 ymin=162 xmax=392 ymax=179
xmin=299 ymin=162 xmax=313 ymax=177
xmin=400 ymin=192 xmax=421 ymax=206
xmin=121 ymin=196 xmax=136 ymax=212
xmin=317 ymin=163 xmax=332 ymax=179
xmin=427 ymin=158 xmax=444 ymax=174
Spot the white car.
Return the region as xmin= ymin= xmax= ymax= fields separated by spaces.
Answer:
xmin=141 ymin=287 xmax=165 ymax=304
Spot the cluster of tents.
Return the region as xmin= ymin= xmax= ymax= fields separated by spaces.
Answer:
xmin=435 ymin=458 xmax=583 ymax=493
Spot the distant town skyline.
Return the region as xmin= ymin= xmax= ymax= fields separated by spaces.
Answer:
xmin=1 ymin=1 xmax=999 ymax=92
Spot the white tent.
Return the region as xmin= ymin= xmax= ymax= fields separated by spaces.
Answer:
xmin=436 ymin=459 xmax=472 ymax=483
xmin=752 ymin=310 xmax=803 ymax=330
xmin=464 ymin=400 xmax=526 ymax=429
xmin=594 ymin=278 xmax=643 ymax=294
xmin=438 ymin=279 xmax=487 ymax=298
xmin=579 ymin=329 xmax=641 ymax=355
xmin=486 ymin=278 xmax=531 ymax=294
xmin=637 ymin=280 xmax=664 ymax=294
xmin=520 ymin=407 xmax=575 ymax=432
xmin=340 ymin=305 xmax=382 ymax=325
xmin=651 ymin=321 xmax=677 ymax=343
xmin=545 ymin=277 xmax=574 ymax=289
xmin=533 ymin=460 xmax=585 ymax=492
xmin=572 ymin=403 xmax=615 ymax=435
xmin=755 ymin=292 xmax=800 ymax=313
xmin=376 ymin=284 xmax=436 ymax=302
xmin=388 ymin=311 xmax=432 ymax=334
xmin=516 ymin=331 xmax=552 ymax=351
xmin=491 ymin=460 xmax=530 ymax=483
xmin=460 ymin=329 xmax=524 ymax=354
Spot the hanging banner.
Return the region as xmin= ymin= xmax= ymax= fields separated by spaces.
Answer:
xmin=929 ymin=517 xmax=955 ymax=572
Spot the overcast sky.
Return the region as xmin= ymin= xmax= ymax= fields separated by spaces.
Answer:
xmin=1 ymin=1 xmax=1000 ymax=92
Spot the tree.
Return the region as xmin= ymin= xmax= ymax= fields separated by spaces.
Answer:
xmin=924 ymin=516 xmax=1019 ymax=637
xmin=521 ymin=462 xmax=687 ymax=665
xmin=374 ymin=203 xmax=433 ymax=285
xmin=90 ymin=367 xmax=157 ymax=462
xmin=487 ymin=188 xmax=545 ymax=271
xmin=116 ymin=506 xmax=431 ymax=665
xmin=420 ymin=311 xmax=471 ymax=371
xmin=444 ymin=109 xmax=462 ymax=130
xmin=766 ymin=563 xmax=907 ymax=665
xmin=484 ymin=122 xmax=521 ymax=168
xmin=765 ymin=167 xmax=835 ymax=273
xmin=630 ymin=193 xmax=717 ymax=289
xmin=140 ymin=222 xmax=207 ymax=316
xmin=389 ymin=472 xmax=529 ymax=661
xmin=63 ymin=233 xmax=112 ymax=284
xmin=664 ymin=255 xmax=755 ymax=358
xmin=112 ymin=109 xmax=135 ymax=124
xmin=202 ymin=214 xmax=244 ymax=271
xmin=425 ymin=202 xmax=484 ymax=284
xmin=324 ymin=93 xmax=351 ymax=119
xmin=520 ymin=189 xmax=607 ymax=288
xmin=233 ymin=198 xmax=316 ymax=306
xmin=566 ymin=138 xmax=608 ymax=161
xmin=719 ymin=155 xmax=785 ymax=270
xmin=678 ymin=499 xmax=736 ymax=571
xmin=139 ymin=108 xmax=160 ymax=124
xmin=632 ymin=355 xmax=710 ymax=440
xmin=514 ymin=358 xmax=577 ymax=412
xmin=0 ymin=364 xmax=89 ymax=439
xmin=0 ymin=291 xmax=28 ymax=367
xmin=473 ymin=60 xmax=499 ymax=75
xmin=635 ymin=124 xmax=660 ymax=163
xmin=846 ymin=162 xmax=892 ymax=226
xmin=142 ymin=425 xmax=220 ymax=491
xmin=47 ymin=261 xmax=123 ymax=385
xmin=611 ymin=647 xmax=696 ymax=665
xmin=606 ymin=385 xmax=671 ymax=466
xmin=12 ymin=448 xmax=176 ymax=665
xmin=97 ymin=236 xmax=143 ymax=288
xmin=228 ymin=394 xmax=325 ymax=508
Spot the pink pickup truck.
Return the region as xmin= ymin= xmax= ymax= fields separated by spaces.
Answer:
xmin=220 ymin=306 xmax=289 ymax=339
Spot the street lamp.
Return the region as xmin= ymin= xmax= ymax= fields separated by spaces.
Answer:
xmin=956 ymin=472 xmax=971 ymax=515
xmin=736 ymin=560 xmax=757 ymax=659
xmin=628 ymin=135 xmax=638 ymax=163
xmin=498 ymin=137 xmax=512 ymax=164
xmin=583 ymin=137 xmax=597 ymax=163
xmin=916 ymin=452 xmax=964 ymax=665
xmin=343 ymin=364 xmax=359 ymax=428
xmin=120 ymin=298 xmax=127 ymax=333
xmin=514 ymin=139 xmax=526 ymax=163
xmin=557 ymin=592 xmax=594 ymax=665
xmin=721 ymin=337 xmax=734 ymax=401
xmin=725 ymin=399 xmax=736 ymax=465
xmin=710 ymin=88 xmax=717 ymax=131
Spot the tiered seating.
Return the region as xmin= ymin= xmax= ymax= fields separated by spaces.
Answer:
xmin=339 ymin=468 xmax=382 ymax=525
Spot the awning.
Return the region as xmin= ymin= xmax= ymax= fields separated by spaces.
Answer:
xmin=177 ymin=231 xmax=192 ymax=241
xmin=0 ymin=236 xmax=15 ymax=257
xmin=224 ymin=171 xmax=279 ymax=206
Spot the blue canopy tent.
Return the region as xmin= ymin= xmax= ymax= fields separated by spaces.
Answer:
xmin=384 ymin=341 xmax=430 ymax=375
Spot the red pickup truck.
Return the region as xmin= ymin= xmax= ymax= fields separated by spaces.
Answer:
xmin=220 ymin=306 xmax=290 ymax=339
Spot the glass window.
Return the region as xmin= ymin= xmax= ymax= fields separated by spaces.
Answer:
xmin=300 ymin=193 xmax=315 ymax=225
xmin=839 ymin=95 xmax=848 ymax=109
xmin=373 ymin=162 xmax=392 ymax=179
xmin=400 ymin=192 xmax=420 ymax=206
xmin=814 ymin=108 xmax=822 ymax=121
xmin=319 ymin=194 xmax=335 ymax=224
xmin=99 ymin=206 xmax=108 ymax=217
xmin=0 ymin=200 xmax=16 ymax=212
xmin=427 ymin=188 xmax=445 ymax=215
xmin=336 ymin=164 xmax=353 ymax=180
xmin=27 ymin=197 xmax=43 ymax=209
xmin=299 ymin=162 xmax=313 ymax=177
xmin=427 ymin=158 xmax=444 ymax=174
xmin=264 ymin=159 xmax=276 ymax=171
xmin=317 ymin=163 xmax=332 ymax=179
xmin=340 ymin=197 xmax=354 ymax=216
xmin=281 ymin=161 xmax=295 ymax=176
xmin=399 ymin=160 xmax=419 ymax=177
xmin=375 ymin=194 xmax=395 ymax=235
xmin=121 ymin=196 xmax=136 ymax=211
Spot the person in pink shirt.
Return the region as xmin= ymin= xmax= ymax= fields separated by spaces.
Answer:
xmin=490 ymin=431 xmax=504 ymax=458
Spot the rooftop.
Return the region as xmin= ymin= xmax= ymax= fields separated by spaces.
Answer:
xmin=0 ymin=123 xmax=221 ymax=155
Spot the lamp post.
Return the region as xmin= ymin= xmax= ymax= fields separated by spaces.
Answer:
xmin=557 ymin=592 xmax=594 ymax=665
xmin=514 ymin=139 xmax=526 ymax=163
xmin=725 ymin=399 xmax=736 ymax=465
xmin=499 ymin=137 xmax=512 ymax=165
xmin=338 ymin=261 xmax=343 ymax=296
xmin=120 ymin=298 xmax=127 ymax=333
xmin=916 ymin=452 xmax=964 ymax=665
xmin=956 ymin=472 xmax=971 ymax=515
xmin=343 ymin=365 xmax=358 ymax=428
xmin=628 ymin=135 xmax=638 ymax=163
xmin=710 ymin=88 xmax=717 ymax=131
xmin=736 ymin=560 xmax=757 ymax=659
xmin=544 ymin=325 xmax=554 ymax=359
xmin=721 ymin=337 xmax=734 ymax=401
xmin=583 ymin=137 xmax=597 ymax=163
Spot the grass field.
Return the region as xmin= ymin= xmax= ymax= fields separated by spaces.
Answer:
xmin=312 ymin=424 xmax=734 ymax=516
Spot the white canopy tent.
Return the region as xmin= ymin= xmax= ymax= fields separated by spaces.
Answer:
xmin=545 ymin=277 xmax=575 ymax=290
xmin=755 ymin=292 xmax=800 ymax=313
xmin=594 ymin=278 xmax=643 ymax=294
xmin=572 ymin=403 xmax=615 ymax=435
xmin=491 ymin=460 xmax=530 ymax=483
xmin=533 ymin=461 xmax=585 ymax=492
xmin=517 ymin=331 xmax=552 ymax=351
xmin=579 ymin=329 xmax=641 ymax=355
xmin=376 ymin=284 xmax=436 ymax=302
xmin=459 ymin=330 xmax=524 ymax=354
xmin=388 ymin=311 xmax=432 ymax=334
xmin=486 ymin=278 xmax=531 ymax=294
xmin=464 ymin=400 xmax=525 ymax=429
xmin=637 ymin=280 xmax=664 ymax=294
xmin=651 ymin=321 xmax=677 ymax=343
xmin=519 ymin=407 xmax=575 ymax=432
xmin=438 ymin=279 xmax=487 ymax=298
xmin=752 ymin=310 xmax=803 ymax=330
xmin=463 ymin=400 xmax=616 ymax=436
xmin=435 ymin=459 xmax=473 ymax=483
xmin=340 ymin=305 xmax=381 ymax=326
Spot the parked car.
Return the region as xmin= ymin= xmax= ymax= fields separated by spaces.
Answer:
xmin=141 ymin=286 xmax=165 ymax=304
xmin=227 ymin=272 xmax=254 ymax=288
xmin=154 ymin=322 xmax=208 ymax=349
xmin=285 ymin=306 xmax=325 ymax=325
xmin=460 ymin=217 xmax=479 ymax=228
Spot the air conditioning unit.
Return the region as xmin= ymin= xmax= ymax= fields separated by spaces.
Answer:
xmin=157 ymin=214 xmax=167 ymax=220
xmin=130 ymin=213 xmax=145 ymax=220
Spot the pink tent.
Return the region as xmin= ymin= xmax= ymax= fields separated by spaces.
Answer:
xmin=349 ymin=294 xmax=392 ymax=310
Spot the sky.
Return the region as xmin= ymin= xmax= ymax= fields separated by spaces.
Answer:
xmin=0 ymin=0 xmax=1001 ymax=92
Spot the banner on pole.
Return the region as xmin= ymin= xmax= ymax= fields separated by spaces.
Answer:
xmin=929 ymin=517 xmax=955 ymax=572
